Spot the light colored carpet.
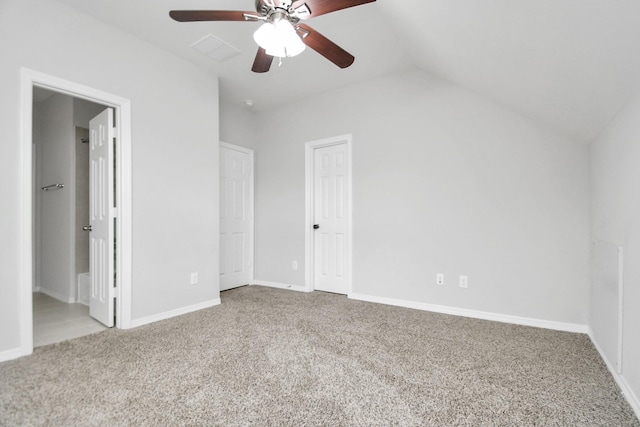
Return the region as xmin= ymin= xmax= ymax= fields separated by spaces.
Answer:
xmin=1 ymin=285 xmax=638 ymax=426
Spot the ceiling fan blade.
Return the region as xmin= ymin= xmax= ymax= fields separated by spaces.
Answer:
xmin=297 ymin=24 xmax=355 ymax=69
xmin=291 ymin=0 xmax=375 ymax=19
xmin=169 ymin=10 xmax=256 ymax=22
xmin=252 ymin=48 xmax=274 ymax=73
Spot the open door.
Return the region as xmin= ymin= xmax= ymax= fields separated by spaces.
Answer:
xmin=89 ymin=108 xmax=115 ymax=327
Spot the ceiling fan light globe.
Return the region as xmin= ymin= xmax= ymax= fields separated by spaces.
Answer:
xmin=265 ymin=46 xmax=286 ymax=57
xmin=254 ymin=20 xmax=306 ymax=58
xmin=253 ymin=22 xmax=277 ymax=50
xmin=284 ymin=39 xmax=306 ymax=57
xmin=275 ymin=20 xmax=306 ymax=57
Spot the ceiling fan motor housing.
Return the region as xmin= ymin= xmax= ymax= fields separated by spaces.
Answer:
xmin=256 ymin=0 xmax=309 ymax=23
xmin=256 ymin=0 xmax=291 ymax=14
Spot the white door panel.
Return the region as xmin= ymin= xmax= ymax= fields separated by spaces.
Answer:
xmin=220 ymin=144 xmax=253 ymax=291
xmin=313 ymin=143 xmax=349 ymax=294
xmin=89 ymin=108 xmax=115 ymax=327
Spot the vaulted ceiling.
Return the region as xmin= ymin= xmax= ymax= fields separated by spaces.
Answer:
xmin=55 ymin=0 xmax=640 ymax=143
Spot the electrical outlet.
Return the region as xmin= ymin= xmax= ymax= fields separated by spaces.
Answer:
xmin=292 ymin=260 xmax=298 ymax=271
xmin=190 ymin=272 xmax=199 ymax=285
xmin=459 ymin=275 xmax=468 ymax=288
xmin=436 ymin=274 xmax=444 ymax=285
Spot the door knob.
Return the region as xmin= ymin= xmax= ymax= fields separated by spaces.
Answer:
xmin=313 ymin=224 xmax=319 ymax=229
xmin=82 ymin=225 xmax=92 ymax=232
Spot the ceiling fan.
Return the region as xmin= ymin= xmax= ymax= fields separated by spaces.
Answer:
xmin=169 ymin=0 xmax=376 ymax=73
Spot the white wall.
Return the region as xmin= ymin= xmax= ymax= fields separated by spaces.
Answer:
xmin=590 ymin=90 xmax=640 ymax=413
xmin=220 ymin=102 xmax=258 ymax=151
xmin=36 ymin=93 xmax=75 ymax=302
xmin=0 ymin=0 xmax=219 ymax=356
xmin=253 ymin=68 xmax=590 ymax=325
xmin=73 ymin=97 xmax=106 ymax=128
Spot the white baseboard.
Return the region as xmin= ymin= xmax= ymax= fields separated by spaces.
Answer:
xmin=130 ymin=298 xmax=221 ymax=328
xmin=588 ymin=329 xmax=640 ymax=420
xmin=0 ymin=347 xmax=23 ymax=363
xmin=348 ymin=292 xmax=588 ymax=334
xmin=252 ymin=280 xmax=309 ymax=293
xmin=38 ymin=287 xmax=75 ymax=304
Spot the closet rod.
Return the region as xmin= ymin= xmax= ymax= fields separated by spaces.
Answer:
xmin=42 ymin=183 xmax=64 ymax=191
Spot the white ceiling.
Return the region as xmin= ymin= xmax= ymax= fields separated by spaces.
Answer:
xmin=54 ymin=0 xmax=640 ymax=142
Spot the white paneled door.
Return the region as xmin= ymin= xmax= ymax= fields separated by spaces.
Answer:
xmin=89 ymin=108 xmax=115 ymax=327
xmin=312 ymin=142 xmax=350 ymax=294
xmin=220 ymin=143 xmax=254 ymax=291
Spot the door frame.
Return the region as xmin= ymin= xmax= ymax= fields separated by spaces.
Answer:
xmin=219 ymin=141 xmax=255 ymax=290
xmin=304 ymin=134 xmax=353 ymax=294
xmin=19 ymin=68 xmax=133 ymax=357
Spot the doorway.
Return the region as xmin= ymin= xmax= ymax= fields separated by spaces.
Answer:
xmin=32 ymin=88 xmax=110 ymax=345
xmin=305 ymin=135 xmax=353 ymax=295
xmin=19 ymin=68 xmax=132 ymax=357
xmin=219 ymin=142 xmax=254 ymax=291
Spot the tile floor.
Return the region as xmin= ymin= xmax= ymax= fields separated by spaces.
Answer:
xmin=33 ymin=292 xmax=108 ymax=347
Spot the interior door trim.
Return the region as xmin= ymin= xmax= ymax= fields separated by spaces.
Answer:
xmin=19 ymin=68 xmax=132 ymax=358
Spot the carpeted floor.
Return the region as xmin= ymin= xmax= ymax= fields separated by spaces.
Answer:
xmin=1 ymin=285 xmax=638 ymax=426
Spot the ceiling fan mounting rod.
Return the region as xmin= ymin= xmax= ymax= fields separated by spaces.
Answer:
xmin=255 ymin=0 xmax=302 ymax=24
xmin=257 ymin=0 xmax=294 ymax=13
xmin=269 ymin=10 xmax=292 ymax=24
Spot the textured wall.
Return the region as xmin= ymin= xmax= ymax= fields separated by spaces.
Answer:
xmin=590 ymin=90 xmax=640 ymax=414
xmin=0 ymin=0 xmax=219 ymax=356
xmin=252 ymin=68 xmax=590 ymax=325
xmin=35 ymin=93 xmax=75 ymax=302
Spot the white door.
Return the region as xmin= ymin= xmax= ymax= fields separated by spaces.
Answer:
xmin=89 ymin=108 xmax=115 ymax=327
xmin=220 ymin=143 xmax=254 ymax=291
xmin=313 ymin=143 xmax=349 ymax=294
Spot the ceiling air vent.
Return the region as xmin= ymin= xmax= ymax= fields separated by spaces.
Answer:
xmin=191 ymin=34 xmax=240 ymax=62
